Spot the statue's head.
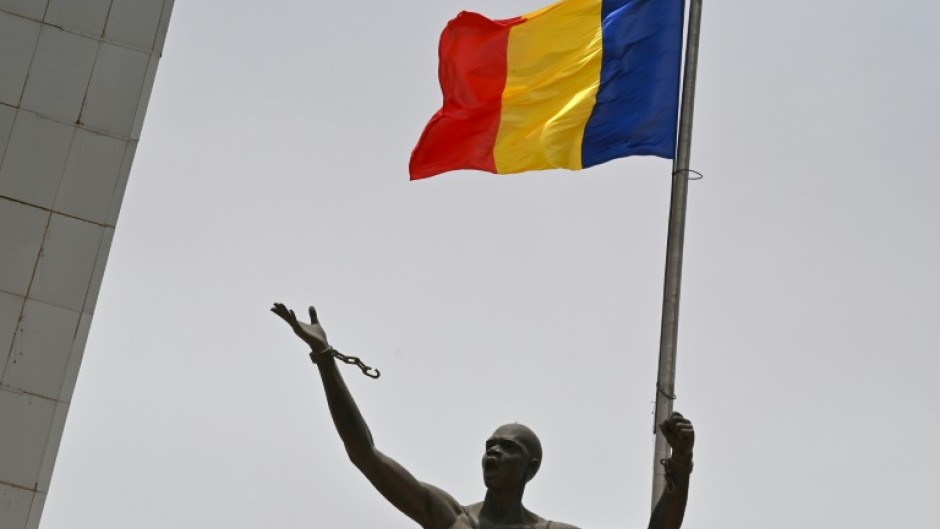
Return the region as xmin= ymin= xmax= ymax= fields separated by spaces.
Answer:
xmin=482 ymin=423 xmax=542 ymax=490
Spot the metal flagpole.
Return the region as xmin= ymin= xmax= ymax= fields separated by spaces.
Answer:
xmin=652 ymin=0 xmax=704 ymax=507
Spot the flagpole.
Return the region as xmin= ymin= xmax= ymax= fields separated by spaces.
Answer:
xmin=652 ymin=0 xmax=703 ymax=507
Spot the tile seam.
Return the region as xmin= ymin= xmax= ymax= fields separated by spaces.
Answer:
xmin=0 ymin=8 xmax=164 ymax=57
xmin=3 ymin=189 xmax=122 ymax=228
xmin=14 ymin=106 xmax=148 ymax=143
xmin=0 ymin=477 xmax=39 ymax=492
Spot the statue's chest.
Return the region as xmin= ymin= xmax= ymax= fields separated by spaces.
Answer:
xmin=449 ymin=513 xmax=551 ymax=529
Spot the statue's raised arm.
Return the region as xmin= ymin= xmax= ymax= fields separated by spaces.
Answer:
xmin=271 ymin=303 xmax=462 ymax=529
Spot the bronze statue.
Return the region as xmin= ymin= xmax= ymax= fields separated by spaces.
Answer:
xmin=272 ymin=303 xmax=695 ymax=529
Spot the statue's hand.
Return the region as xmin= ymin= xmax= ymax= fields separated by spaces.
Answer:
xmin=271 ymin=303 xmax=330 ymax=353
xmin=660 ymin=412 xmax=694 ymax=459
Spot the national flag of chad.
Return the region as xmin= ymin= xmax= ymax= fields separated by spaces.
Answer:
xmin=410 ymin=0 xmax=684 ymax=180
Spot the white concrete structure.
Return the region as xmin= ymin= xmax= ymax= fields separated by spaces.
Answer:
xmin=0 ymin=2 xmax=174 ymax=527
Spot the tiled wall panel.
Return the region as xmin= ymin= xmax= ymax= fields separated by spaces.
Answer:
xmin=20 ymin=26 xmax=99 ymax=123
xmin=0 ymin=482 xmax=33 ymax=528
xmin=0 ymin=13 xmax=40 ymax=106
xmin=81 ymin=43 xmax=151 ymax=137
xmin=0 ymin=198 xmax=48 ymax=297
xmin=108 ymin=140 xmax=138 ymax=226
xmin=2 ymin=299 xmax=82 ymax=399
xmin=44 ymin=0 xmax=111 ymax=36
xmin=0 ymin=2 xmax=175 ymax=528
xmin=0 ymin=388 xmax=56 ymax=488
xmin=24 ymin=491 xmax=44 ymax=529
xmin=0 ymin=111 xmax=75 ymax=208
xmin=54 ymin=131 xmax=128 ymax=225
xmin=105 ymin=0 xmax=165 ymax=50
xmin=28 ymin=215 xmax=104 ymax=312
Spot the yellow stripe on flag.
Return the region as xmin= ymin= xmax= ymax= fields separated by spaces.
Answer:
xmin=493 ymin=0 xmax=603 ymax=173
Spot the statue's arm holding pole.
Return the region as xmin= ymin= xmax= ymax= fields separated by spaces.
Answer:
xmin=271 ymin=303 xmax=461 ymax=529
xmin=648 ymin=413 xmax=694 ymax=529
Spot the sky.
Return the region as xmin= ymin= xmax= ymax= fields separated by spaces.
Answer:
xmin=39 ymin=1 xmax=940 ymax=528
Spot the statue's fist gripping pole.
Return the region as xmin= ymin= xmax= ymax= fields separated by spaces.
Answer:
xmin=660 ymin=412 xmax=694 ymax=457
xmin=271 ymin=303 xmax=380 ymax=379
xmin=657 ymin=412 xmax=694 ymax=493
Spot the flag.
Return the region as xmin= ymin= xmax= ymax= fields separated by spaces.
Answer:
xmin=410 ymin=0 xmax=684 ymax=180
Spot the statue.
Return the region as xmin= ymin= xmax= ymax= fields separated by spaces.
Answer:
xmin=272 ymin=303 xmax=695 ymax=529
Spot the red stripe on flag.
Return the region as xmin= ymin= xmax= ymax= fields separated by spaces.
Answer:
xmin=409 ymin=12 xmax=524 ymax=180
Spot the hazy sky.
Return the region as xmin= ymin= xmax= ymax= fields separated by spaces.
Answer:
xmin=39 ymin=2 xmax=940 ymax=528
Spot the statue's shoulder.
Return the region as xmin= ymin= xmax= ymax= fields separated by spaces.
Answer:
xmin=425 ymin=482 xmax=461 ymax=503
